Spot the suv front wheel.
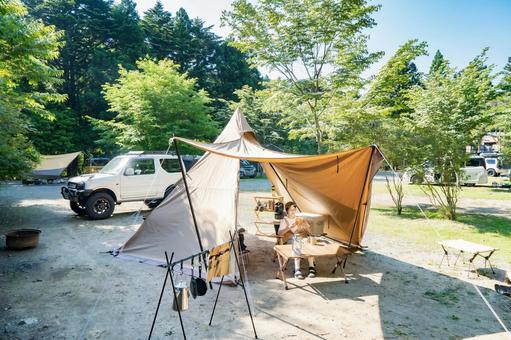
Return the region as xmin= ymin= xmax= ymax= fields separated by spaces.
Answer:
xmin=86 ymin=192 xmax=115 ymax=220
xmin=487 ymin=169 xmax=497 ymax=177
xmin=70 ymin=201 xmax=87 ymax=216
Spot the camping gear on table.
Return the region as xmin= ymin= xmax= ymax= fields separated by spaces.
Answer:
xmin=5 ymin=229 xmax=41 ymax=250
xmin=296 ymin=212 xmax=326 ymax=237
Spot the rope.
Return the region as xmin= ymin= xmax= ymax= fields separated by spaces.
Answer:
xmin=472 ymin=283 xmax=510 ymax=335
xmin=77 ymin=254 xmax=115 ymax=339
xmin=374 ymin=145 xmax=510 ymax=335
xmin=374 ymin=145 xmax=442 ymax=240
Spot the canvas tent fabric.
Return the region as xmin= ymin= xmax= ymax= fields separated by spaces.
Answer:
xmin=30 ymin=152 xmax=81 ymax=179
xmin=118 ymin=109 xmax=383 ymax=264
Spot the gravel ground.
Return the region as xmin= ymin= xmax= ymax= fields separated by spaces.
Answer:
xmin=0 ymin=180 xmax=510 ymax=339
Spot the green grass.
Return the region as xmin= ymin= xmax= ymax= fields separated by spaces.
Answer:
xmin=372 ymin=182 xmax=511 ymax=201
xmin=368 ymin=206 xmax=511 ymax=264
xmin=424 ymin=287 xmax=460 ymax=305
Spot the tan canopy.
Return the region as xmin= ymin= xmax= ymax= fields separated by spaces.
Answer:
xmin=30 ymin=152 xmax=81 ymax=179
xmin=118 ymin=109 xmax=383 ymax=264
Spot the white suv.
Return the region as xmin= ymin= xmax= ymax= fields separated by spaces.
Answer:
xmin=61 ymin=152 xmax=193 ymax=219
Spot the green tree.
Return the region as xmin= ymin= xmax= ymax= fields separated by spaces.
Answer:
xmin=496 ymin=59 xmax=511 ymax=163
xmin=406 ymin=51 xmax=495 ymax=220
xmin=143 ymin=4 xmax=261 ymax=103
xmin=0 ymin=0 xmax=64 ymax=178
xmin=223 ymin=0 xmax=382 ymax=153
xmin=141 ymin=0 xmax=174 ymax=60
xmin=97 ymin=59 xmax=217 ymax=151
xmin=28 ymin=0 xmax=146 ymax=152
xmin=429 ymin=50 xmax=448 ymax=75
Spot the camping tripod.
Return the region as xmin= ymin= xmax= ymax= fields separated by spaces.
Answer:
xmin=147 ymin=231 xmax=258 ymax=339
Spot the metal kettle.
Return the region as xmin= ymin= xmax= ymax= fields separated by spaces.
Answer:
xmin=172 ymin=275 xmax=189 ymax=312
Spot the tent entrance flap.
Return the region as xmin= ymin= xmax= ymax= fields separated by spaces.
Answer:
xmin=117 ymin=108 xmax=383 ymax=265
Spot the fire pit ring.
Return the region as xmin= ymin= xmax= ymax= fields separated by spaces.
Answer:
xmin=5 ymin=229 xmax=41 ymax=250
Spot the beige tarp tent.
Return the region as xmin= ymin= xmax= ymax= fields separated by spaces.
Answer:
xmin=118 ymin=109 xmax=383 ymax=264
xmin=30 ymin=152 xmax=82 ymax=179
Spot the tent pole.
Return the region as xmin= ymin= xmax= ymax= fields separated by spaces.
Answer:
xmin=173 ymin=139 xmax=204 ymax=254
xmin=229 ymin=230 xmax=258 ymax=339
xmin=348 ymin=146 xmax=375 ymax=248
xmin=268 ymin=163 xmax=301 ymax=212
xmin=148 ymin=252 xmax=174 ymax=340
xmin=208 ymin=275 xmax=224 ymax=326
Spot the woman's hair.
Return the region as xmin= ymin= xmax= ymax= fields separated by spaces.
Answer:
xmin=285 ymin=201 xmax=297 ymax=212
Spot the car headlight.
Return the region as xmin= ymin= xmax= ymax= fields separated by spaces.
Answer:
xmin=76 ymin=182 xmax=85 ymax=190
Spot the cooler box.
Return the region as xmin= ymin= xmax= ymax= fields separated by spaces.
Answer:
xmin=296 ymin=212 xmax=326 ymax=236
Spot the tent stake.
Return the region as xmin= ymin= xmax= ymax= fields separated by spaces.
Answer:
xmin=208 ymin=275 xmax=224 ymax=326
xmin=348 ymin=146 xmax=375 ymax=248
xmin=229 ymin=230 xmax=258 ymax=339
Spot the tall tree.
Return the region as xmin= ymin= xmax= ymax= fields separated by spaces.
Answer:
xmin=364 ymin=39 xmax=427 ymax=117
xmin=407 ymin=51 xmax=495 ymax=219
xmin=27 ymin=0 xmax=147 ymax=152
xmin=0 ymin=0 xmax=64 ymax=178
xmin=223 ymin=0 xmax=382 ymax=153
xmin=96 ymin=59 xmax=217 ymax=152
xmin=326 ymin=40 xmax=428 ymax=214
xmin=429 ymin=50 xmax=447 ymax=75
xmin=141 ymin=0 xmax=174 ymax=60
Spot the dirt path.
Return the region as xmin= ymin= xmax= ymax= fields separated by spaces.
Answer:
xmin=0 ymin=183 xmax=510 ymax=339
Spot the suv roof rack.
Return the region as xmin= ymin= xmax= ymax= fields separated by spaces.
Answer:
xmin=126 ymin=151 xmax=176 ymax=155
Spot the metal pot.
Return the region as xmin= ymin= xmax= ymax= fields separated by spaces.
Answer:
xmin=5 ymin=229 xmax=41 ymax=250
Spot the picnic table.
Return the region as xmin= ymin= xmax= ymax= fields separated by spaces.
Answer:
xmin=439 ymin=239 xmax=498 ymax=277
xmin=274 ymin=241 xmax=352 ymax=290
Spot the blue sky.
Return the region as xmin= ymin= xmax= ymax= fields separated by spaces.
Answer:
xmin=134 ymin=0 xmax=511 ymax=78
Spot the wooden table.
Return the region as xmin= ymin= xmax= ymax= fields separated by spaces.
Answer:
xmin=439 ymin=239 xmax=498 ymax=277
xmin=274 ymin=241 xmax=352 ymax=290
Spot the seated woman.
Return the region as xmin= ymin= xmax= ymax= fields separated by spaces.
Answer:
xmin=277 ymin=201 xmax=316 ymax=279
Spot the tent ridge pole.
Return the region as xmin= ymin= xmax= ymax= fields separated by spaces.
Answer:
xmin=173 ymin=139 xmax=204 ymax=253
xmin=348 ymin=146 xmax=375 ymax=248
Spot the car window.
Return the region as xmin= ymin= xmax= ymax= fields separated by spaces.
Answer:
xmin=100 ymin=157 xmax=128 ymax=174
xmin=160 ymin=159 xmax=181 ymax=173
xmin=126 ymin=158 xmax=155 ymax=175
xmin=466 ymin=158 xmax=484 ymax=167
xmin=485 ymin=159 xmax=496 ymax=165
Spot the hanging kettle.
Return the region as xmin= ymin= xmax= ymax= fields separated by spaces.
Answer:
xmin=172 ymin=266 xmax=189 ymax=311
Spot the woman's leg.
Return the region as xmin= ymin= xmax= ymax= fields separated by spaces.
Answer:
xmin=293 ymin=258 xmax=304 ymax=279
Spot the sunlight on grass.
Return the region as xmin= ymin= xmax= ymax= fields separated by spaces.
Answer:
xmin=372 ymin=182 xmax=511 ymax=201
xmin=368 ymin=206 xmax=511 ymax=264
